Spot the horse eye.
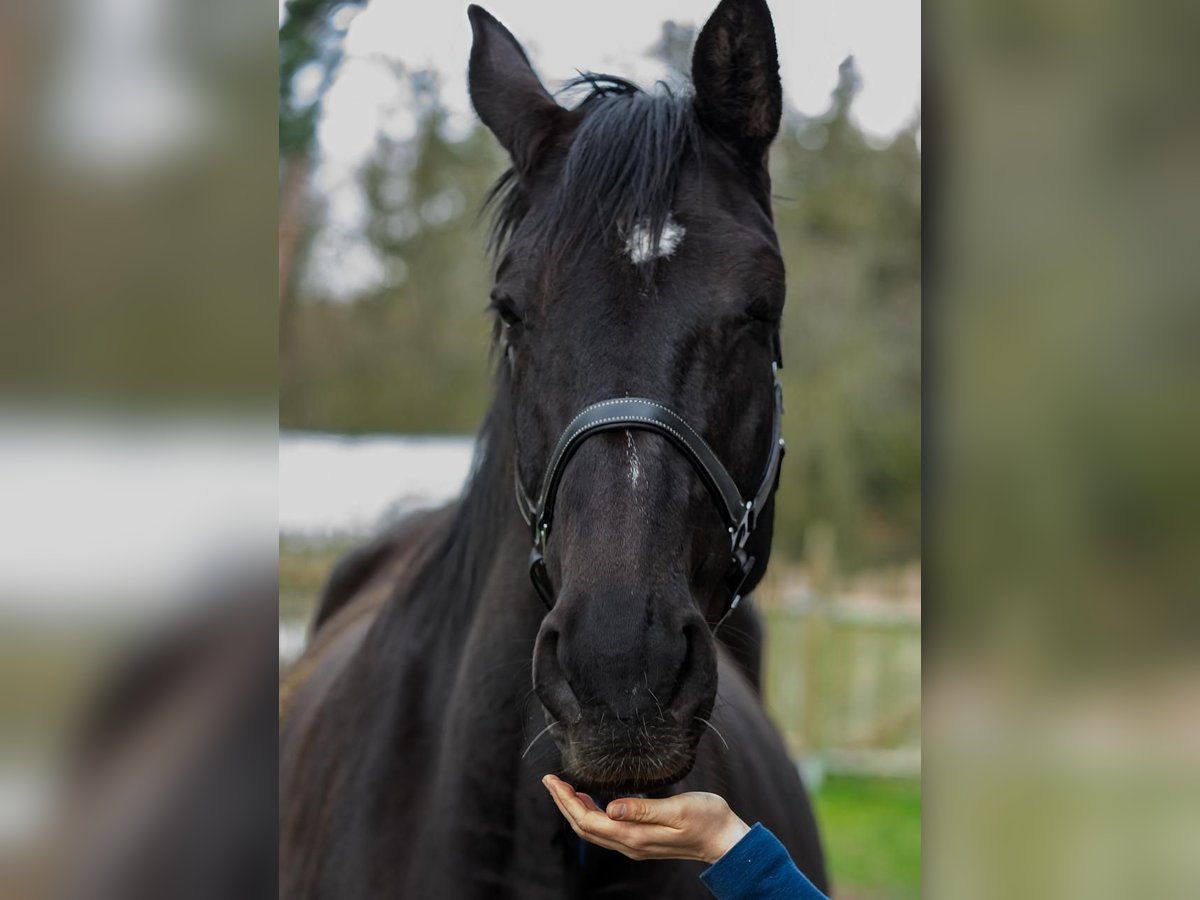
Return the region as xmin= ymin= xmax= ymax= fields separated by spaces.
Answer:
xmin=489 ymin=291 xmax=523 ymax=328
xmin=745 ymin=294 xmax=783 ymax=324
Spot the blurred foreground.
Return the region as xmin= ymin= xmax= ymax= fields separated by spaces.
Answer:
xmin=926 ymin=0 xmax=1200 ymax=896
xmin=1 ymin=0 xmax=277 ymax=897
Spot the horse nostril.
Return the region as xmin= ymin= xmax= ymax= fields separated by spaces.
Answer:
xmin=667 ymin=620 xmax=715 ymax=713
xmin=532 ymin=626 xmax=582 ymax=725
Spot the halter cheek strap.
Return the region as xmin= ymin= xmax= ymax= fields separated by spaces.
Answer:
xmin=514 ymin=365 xmax=785 ymax=631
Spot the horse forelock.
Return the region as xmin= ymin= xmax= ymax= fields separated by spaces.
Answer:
xmin=483 ymin=74 xmax=699 ymax=277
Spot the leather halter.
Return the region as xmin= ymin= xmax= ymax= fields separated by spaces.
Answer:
xmin=513 ymin=359 xmax=785 ymax=631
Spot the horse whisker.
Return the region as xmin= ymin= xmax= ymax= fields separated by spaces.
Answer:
xmin=695 ymin=716 xmax=730 ymax=752
xmin=521 ymin=721 xmax=559 ymax=759
xmin=646 ymin=686 xmax=665 ymax=722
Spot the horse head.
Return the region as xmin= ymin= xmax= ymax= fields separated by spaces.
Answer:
xmin=468 ymin=0 xmax=784 ymax=793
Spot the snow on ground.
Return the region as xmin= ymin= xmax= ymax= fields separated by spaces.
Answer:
xmin=278 ymin=432 xmax=474 ymax=538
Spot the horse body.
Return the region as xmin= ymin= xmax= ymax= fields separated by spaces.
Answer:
xmin=282 ymin=1 xmax=827 ymax=895
xmin=281 ymin=491 xmax=824 ymax=898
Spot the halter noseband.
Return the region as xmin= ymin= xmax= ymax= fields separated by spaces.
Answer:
xmin=513 ymin=361 xmax=785 ymax=630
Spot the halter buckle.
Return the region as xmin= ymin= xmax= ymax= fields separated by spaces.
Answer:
xmin=529 ymin=547 xmax=554 ymax=611
xmin=535 ymin=521 xmax=550 ymax=555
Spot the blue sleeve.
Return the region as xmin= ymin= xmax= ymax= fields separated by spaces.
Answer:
xmin=699 ymin=823 xmax=828 ymax=900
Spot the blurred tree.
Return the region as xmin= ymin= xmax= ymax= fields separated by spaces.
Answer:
xmin=651 ymin=21 xmax=697 ymax=80
xmin=769 ymin=57 xmax=922 ymax=568
xmin=278 ymin=0 xmax=366 ymax=317
xmin=281 ymin=72 xmax=505 ymax=432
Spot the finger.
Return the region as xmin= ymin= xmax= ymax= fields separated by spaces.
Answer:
xmin=544 ymin=777 xmax=673 ymax=848
xmin=544 ymin=780 xmax=618 ymax=842
xmin=572 ymin=807 xmax=681 ymax=850
xmin=542 ymin=775 xmax=582 ymax=811
xmin=547 ymin=796 xmax=628 ymax=852
xmin=553 ymin=803 xmax=683 ymax=860
xmin=579 ymin=828 xmax=683 ymax=861
xmin=541 ymin=778 xmax=624 ymax=849
xmin=576 ymin=792 xmax=601 ymax=812
xmin=544 ymin=782 xmax=576 ymax=824
xmin=606 ymin=794 xmax=690 ymax=827
xmin=543 ymin=775 xmax=593 ymax=811
xmin=554 ymin=788 xmax=634 ymax=840
xmin=544 ymin=777 xmax=605 ymax=824
xmin=545 ymin=776 xmax=589 ymax=817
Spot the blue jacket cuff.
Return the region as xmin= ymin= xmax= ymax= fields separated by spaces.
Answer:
xmin=700 ymin=822 xmax=827 ymax=900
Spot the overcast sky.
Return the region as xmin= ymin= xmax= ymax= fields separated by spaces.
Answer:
xmin=297 ymin=0 xmax=920 ymax=296
xmin=315 ymin=0 xmax=919 ymax=161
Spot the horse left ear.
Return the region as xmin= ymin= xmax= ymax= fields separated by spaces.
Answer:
xmin=691 ymin=0 xmax=782 ymax=165
xmin=468 ymin=5 xmax=566 ymax=174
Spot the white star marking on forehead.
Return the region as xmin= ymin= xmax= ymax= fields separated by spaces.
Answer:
xmin=624 ymin=214 xmax=685 ymax=265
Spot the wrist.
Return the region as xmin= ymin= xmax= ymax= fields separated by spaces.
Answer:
xmin=704 ymin=813 xmax=751 ymax=864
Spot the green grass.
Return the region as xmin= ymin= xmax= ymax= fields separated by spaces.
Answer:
xmin=279 ymin=538 xmax=353 ymax=622
xmin=813 ymin=776 xmax=921 ymax=900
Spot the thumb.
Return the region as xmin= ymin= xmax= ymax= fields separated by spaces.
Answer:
xmin=607 ymin=795 xmax=684 ymax=825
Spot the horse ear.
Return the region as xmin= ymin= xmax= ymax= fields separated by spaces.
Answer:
xmin=468 ymin=5 xmax=565 ymax=173
xmin=691 ymin=0 xmax=782 ymax=164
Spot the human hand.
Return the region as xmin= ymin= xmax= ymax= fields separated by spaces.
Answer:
xmin=541 ymin=774 xmax=751 ymax=864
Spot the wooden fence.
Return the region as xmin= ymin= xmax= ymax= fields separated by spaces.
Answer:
xmin=760 ymin=590 xmax=921 ymax=779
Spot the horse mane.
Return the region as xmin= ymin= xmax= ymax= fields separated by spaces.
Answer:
xmin=483 ymin=74 xmax=700 ymax=274
xmin=361 ymin=380 xmax=519 ymax=640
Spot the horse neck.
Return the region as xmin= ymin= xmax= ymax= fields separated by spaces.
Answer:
xmin=359 ymin=386 xmax=551 ymax=806
xmin=371 ymin=382 xmax=540 ymax=671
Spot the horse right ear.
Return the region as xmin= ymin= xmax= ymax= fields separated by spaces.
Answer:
xmin=691 ymin=0 xmax=782 ymax=166
xmin=468 ymin=5 xmax=565 ymax=173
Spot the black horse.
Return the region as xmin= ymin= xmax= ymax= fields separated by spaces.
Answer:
xmin=280 ymin=1 xmax=826 ymax=896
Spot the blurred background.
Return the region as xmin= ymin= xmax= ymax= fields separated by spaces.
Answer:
xmin=926 ymin=0 xmax=1200 ymax=896
xmin=278 ymin=1 xmax=920 ymax=897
